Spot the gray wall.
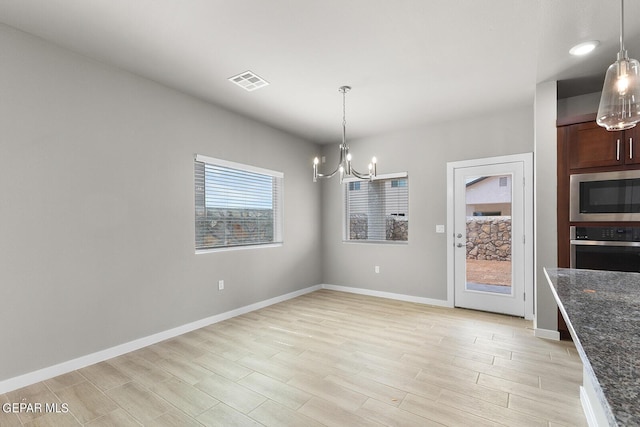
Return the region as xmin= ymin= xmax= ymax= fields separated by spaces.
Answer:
xmin=534 ymin=81 xmax=559 ymax=332
xmin=557 ymin=92 xmax=600 ymax=121
xmin=0 ymin=24 xmax=322 ymax=381
xmin=320 ymin=106 xmax=534 ymax=300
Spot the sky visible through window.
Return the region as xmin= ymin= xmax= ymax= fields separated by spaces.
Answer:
xmin=204 ymin=164 xmax=273 ymax=210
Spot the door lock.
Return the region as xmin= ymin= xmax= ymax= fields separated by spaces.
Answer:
xmin=456 ymin=233 xmax=462 ymax=238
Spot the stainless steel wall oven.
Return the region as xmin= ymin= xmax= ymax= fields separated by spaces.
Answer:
xmin=570 ymin=226 xmax=640 ymax=272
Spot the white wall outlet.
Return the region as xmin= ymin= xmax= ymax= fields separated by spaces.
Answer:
xmin=218 ymin=280 xmax=224 ymax=290
xmin=374 ymin=265 xmax=380 ymax=274
xmin=321 ymin=156 xmax=326 ymax=164
xmin=436 ymin=224 xmax=445 ymax=233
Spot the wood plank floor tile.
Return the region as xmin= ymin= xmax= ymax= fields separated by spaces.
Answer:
xmin=147 ymin=409 xmax=205 ymax=427
xmin=286 ymin=373 xmax=369 ymax=412
xmin=248 ymin=400 xmax=325 ymax=427
xmin=53 ymin=381 xmax=118 ymax=424
xmin=238 ymin=372 xmax=312 ymax=410
xmin=356 ymin=367 xmax=442 ymax=401
xmin=79 ymin=361 xmax=131 ymax=392
xmin=450 ymin=354 xmax=541 ymax=387
xmin=21 ymin=410 xmax=81 ymax=427
xmin=5 ymin=382 xmax=62 ymax=424
xmin=414 ymin=370 xmax=508 ymax=406
xmin=43 ymin=371 xmax=85 ymax=393
xmin=83 ymin=408 xmax=141 ymax=427
xmin=149 ymin=377 xmax=218 ymax=417
xmin=104 ymin=382 xmax=173 ymax=424
xmin=436 ymin=388 xmax=547 ymax=427
xmin=196 ymin=403 xmax=263 ymax=427
xmin=194 ymin=351 xmax=253 ymax=382
xmin=195 ymin=372 xmax=267 ymax=414
xmin=106 ymin=353 xmax=173 ymax=389
xmin=324 ymin=374 xmax=407 ymax=407
xmin=154 ymin=356 xmax=214 ymax=385
xmin=477 ymin=372 xmax=582 ymax=409
xmin=157 ymin=337 xmax=208 ymax=360
xmin=399 ymin=393 xmax=498 ymax=426
xmin=0 ymin=394 xmax=23 ymax=427
xmin=297 ymin=396 xmax=381 ymax=427
xmin=508 ymin=394 xmax=588 ymax=426
xmin=355 ymin=398 xmax=443 ymax=427
xmin=1 ymin=290 xmax=588 ymax=426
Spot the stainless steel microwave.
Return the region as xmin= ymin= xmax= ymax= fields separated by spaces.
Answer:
xmin=570 ymin=170 xmax=640 ymax=221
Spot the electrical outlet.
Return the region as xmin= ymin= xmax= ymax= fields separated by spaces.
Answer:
xmin=218 ymin=280 xmax=224 ymax=291
xmin=436 ymin=224 xmax=445 ymax=233
xmin=375 ymin=265 xmax=380 ymax=274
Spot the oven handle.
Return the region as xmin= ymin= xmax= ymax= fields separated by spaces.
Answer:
xmin=570 ymin=239 xmax=640 ymax=247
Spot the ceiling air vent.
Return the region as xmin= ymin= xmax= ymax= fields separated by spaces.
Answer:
xmin=228 ymin=70 xmax=269 ymax=92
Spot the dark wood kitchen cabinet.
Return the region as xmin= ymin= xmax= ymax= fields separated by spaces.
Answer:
xmin=557 ymin=114 xmax=640 ymax=339
xmin=567 ymin=120 xmax=640 ymax=170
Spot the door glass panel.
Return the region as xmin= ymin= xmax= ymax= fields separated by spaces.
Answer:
xmin=464 ymin=174 xmax=513 ymax=294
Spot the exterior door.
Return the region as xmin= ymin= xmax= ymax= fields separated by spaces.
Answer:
xmin=449 ymin=156 xmax=530 ymax=317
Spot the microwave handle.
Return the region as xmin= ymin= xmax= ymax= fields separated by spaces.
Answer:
xmin=617 ymin=139 xmax=621 ymax=161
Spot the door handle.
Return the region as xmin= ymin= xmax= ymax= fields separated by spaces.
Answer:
xmin=617 ymin=139 xmax=621 ymax=161
xmin=631 ymin=137 xmax=634 ymax=159
xmin=456 ymin=243 xmax=464 ymax=248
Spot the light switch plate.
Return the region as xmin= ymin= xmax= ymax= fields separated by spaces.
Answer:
xmin=435 ymin=224 xmax=445 ymax=233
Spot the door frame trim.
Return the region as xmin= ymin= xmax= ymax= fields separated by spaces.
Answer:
xmin=446 ymin=153 xmax=534 ymax=319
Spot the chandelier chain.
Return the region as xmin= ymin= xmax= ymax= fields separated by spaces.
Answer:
xmin=342 ymin=89 xmax=347 ymax=129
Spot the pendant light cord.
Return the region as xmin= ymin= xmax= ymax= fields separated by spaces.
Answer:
xmin=340 ymin=86 xmax=349 ymax=148
xmin=620 ymin=0 xmax=625 ymax=53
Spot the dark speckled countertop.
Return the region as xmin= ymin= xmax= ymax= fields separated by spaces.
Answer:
xmin=545 ymin=268 xmax=640 ymax=427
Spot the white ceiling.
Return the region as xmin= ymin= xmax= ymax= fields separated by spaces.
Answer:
xmin=1 ymin=0 xmax=639 ymax=144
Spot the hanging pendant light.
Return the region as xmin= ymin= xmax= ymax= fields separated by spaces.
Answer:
xmin=313 ymin=86 xmax=377 ymax=183
xmin=597 ymin=0 xmax=640 ymax=131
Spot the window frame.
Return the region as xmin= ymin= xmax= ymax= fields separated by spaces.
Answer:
xmin=194 ymin=154 xmax=284 ymax=253
xmin=343 ymin=172 xmax=409 ymax=244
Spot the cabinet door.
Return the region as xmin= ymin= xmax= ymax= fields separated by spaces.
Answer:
xmin=625 ymin=126 xmax=640 ymax=165
xmin=568 ymin=121 xmax=623 ymax=169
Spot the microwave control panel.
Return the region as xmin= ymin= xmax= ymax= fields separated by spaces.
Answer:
xmin=573 ymin=226 xmax=640 ymax=241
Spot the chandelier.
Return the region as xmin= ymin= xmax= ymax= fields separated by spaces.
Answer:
xmin=597 ymin=0 xmax=640 ymax=131
xmin=313 ymin=86 xmax=377 ymax=182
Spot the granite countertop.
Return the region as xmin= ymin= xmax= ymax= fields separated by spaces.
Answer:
xmin=544 ymin=268 xmax=640 ymax=426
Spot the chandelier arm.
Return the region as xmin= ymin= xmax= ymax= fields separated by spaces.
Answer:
xmin=315 ymin=163 xmax=343 ymax=179
xmin=350 ymin=168 xmax=373 ymax=180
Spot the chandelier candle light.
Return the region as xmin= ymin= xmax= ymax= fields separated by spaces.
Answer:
xmin=597 ymin=0 xmax=640 ymax=131
xmin=313 ymin=86 xmax=377 ymax=183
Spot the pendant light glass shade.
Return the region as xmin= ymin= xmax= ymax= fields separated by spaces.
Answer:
xmin=597 ymin=0 xmax=640 ymax=131
xmin=596 ymin=53 xmax=640 ymax=131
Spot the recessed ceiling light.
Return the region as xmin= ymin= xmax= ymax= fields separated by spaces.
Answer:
xmin=569 ymin=41 xmax=599 ymax=56
xmin=228 ymin=70 xmax=269 ymax=92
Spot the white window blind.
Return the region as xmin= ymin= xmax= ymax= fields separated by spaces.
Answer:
xmin=195 ymin=155 xmax=283 ymax=251
xmin=345 ymin=174 xmax=408 ymax=243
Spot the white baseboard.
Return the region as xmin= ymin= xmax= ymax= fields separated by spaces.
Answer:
xmin=534 ymin=327 xmax=560 ymax=341
xmin=321 ymin=284 xmax=451 ymax=308
xmin=580 ymin=386 xmax=598 ymax=427
xmin=0 ymin=284 xmax=322 ymax=395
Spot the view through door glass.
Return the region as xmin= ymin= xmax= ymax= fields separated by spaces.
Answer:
xmin=465 ymin=174 xmax=512 ymax=295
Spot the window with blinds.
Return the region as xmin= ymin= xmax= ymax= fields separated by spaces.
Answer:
xmin=195 ymin=155 xmax=283 ymax=251
xmin=344 ymin=174 xmax=409 ymax=243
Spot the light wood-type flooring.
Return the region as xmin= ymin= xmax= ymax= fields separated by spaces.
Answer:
xmin=0 ymin=290 xmax=587 ymax=426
